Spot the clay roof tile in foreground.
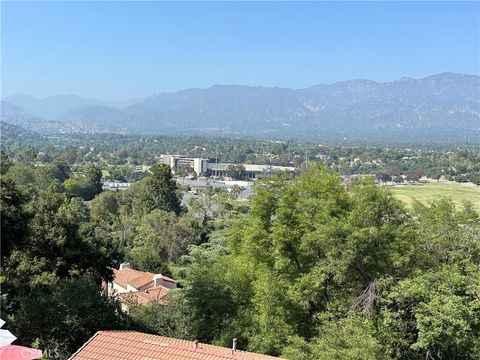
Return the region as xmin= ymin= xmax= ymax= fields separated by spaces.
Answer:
xmin=69 ymin=331 xmax=282 ymax=360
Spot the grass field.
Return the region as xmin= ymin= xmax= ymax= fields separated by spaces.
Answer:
xmin=388 ymin=182 xmax=480 ymax=212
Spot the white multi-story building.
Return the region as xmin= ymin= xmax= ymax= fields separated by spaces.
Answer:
xmin=160 ymin=155 xmax=208 ymax=175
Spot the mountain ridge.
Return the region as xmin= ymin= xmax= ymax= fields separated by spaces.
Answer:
xmin=2 ymin=72 xmax=479 ymax=138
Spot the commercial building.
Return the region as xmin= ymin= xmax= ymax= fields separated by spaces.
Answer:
xmin=160 ymin=155 xmax=209 ymax=176
xmin=160 ymin=154 xmax=295 ymax=179
xmin=208 ymin=163 xmax=296 ymax=179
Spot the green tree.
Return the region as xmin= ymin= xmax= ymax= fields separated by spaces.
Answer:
xmin=132 ymin=169 xmax=480 ymax=358
xmin=34 ymin=161 xmax=71 ymax=189
xmin=90 ymin=190 xmax=120 ymax=224
xmin=64 ymin=177 xmax=96 ymax=200
xmin=2 ymin=189 xmax=115 ymax=295
xmin=17 ymin=146 xmax=37 ymax=164
xmin=84 ymin=162 xmax=103 ymax=196
xmin=13 ymin=278 xmax=125 ymax=359
xmin=6 ymin=163 xmax=36 ymax=188
xmin=283 ymin=317 xmax=382 ymax=360
xmin=0 ymin=177 xmax=30 ymax=260
xmin=138 ymin=164 xmax=181 ymax=215
xmin=0 ymin=150 xmax=12 ymax=174
xmin=126 ymin=210 xmax=197 ymax=273
xmin=128 ymin=295 xmax=193 ymax=340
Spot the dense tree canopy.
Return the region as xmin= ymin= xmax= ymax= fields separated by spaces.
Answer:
xmin=1 ymin=148 xmax=478 ymax=360
xmin=141 ymin=166 xmax=480 ymax=359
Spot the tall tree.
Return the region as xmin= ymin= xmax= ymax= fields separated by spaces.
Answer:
xmin=0 ymin=177 xmax=30 ymax=260
xmin=13 ymin=278 xmax=125 ymax=359
xmin=2 ymin=188 xmax=115 ymax=296
xmin=0 ymin=150 xmax=12 ymax=175
xmin=84 ymin=162 xmax=103 ymax=196
xmin=172 ymin=166 xmax=479 ymax=358
xmin=139 ymin=164 xmax=181 ymax=215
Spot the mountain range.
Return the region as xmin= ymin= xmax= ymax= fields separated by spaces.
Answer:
xmin=2 ymin=72 xmax=479 ymax=138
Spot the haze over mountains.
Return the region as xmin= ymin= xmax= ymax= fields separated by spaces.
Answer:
xmin=2 ymin=72 xmax=479 ymax=139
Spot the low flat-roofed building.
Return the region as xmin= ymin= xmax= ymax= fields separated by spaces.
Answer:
xmin=208 ymin=163 xmax=295 ymax=179
xmin=102 ymin=182 xmax=131 ymax=191
xmin=69 ymin=331 xmax=282 ymax=360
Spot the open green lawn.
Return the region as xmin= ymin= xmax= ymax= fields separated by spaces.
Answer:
xmin=388 ymin=182 xmax=480 ymax=212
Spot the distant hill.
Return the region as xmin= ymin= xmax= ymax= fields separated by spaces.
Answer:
xmin=2 ymin=73 xmax=479 ymax=139
xmin=59 ymin=105 xmax=129 ymax=132
xmin=0 ymin=100 xmax=73 ymax=134
xmin=0 ymin=100 xmax=125 ymax=134
xmin=4 ymin=94 xmax=144 ymax=119
xmin=0 ymin=121 xmax=44 ymax=147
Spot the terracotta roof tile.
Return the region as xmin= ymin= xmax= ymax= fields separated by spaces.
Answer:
xmin=112 ymin=268 xmax=177 ymax=290
xmin=112 ymin=268 xmax=153 ymax=289
xmin=128 ymin=273 xmax=155 ymax=290
xmin=119 ymin=286 xmax=170 ymax=306
xmin=111 ymin=267 xmax=177 ymax=305
xmin=69 ymin=331 xmax=282 ymax=360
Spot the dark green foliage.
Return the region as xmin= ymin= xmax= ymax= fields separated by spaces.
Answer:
xmin=283 ymin=317 xmax=382 ymax=360
xmin=0 ymin=177 xmax=30 ymax=259
xmin=2 ymin=189 xmax=116 ymax=294
xmin=34 ymin=160 xmax=71 ymax=189
xmin=1 ymin=164 xmax=122 ymax=359
xmin=63 ymin=162 xmax=102 ymax=200
xmin=17 ymin=146 xmax=37 ymax=164
xmin=138 ymin=164 xmax=181 ymax=215
xmin=163 ymin=166 xmax=480 ymax=358
xmin=13 ymin=278 xmax=124 ymax=359
xmin=125 ymin=210 xmax=198 ymax=273
xmin=64 ymin=177 xmax=97 ymax=200
xmin=128 ymin=296 xmax=193 ymax=340
xmin=226 ymin=164 xmax=246 ymax=180
xmin=2 ymin=141 xmax=479 ymax=360
xmin=90 ymin=190 xmax=119 ymax=224
xmin=0 ymin=150 xmax=13 ymax=174
xmin=84 ymin=162 xmax=103 ymax=195
xmin=5 ymin=163 xmax=36 ymax=188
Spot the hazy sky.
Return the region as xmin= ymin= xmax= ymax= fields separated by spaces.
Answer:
xmin=2 ymin=1 xmax=479 ymax=100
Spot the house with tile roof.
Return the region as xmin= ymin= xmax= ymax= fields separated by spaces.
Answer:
xmin=69 ymin=331 xmax=282 ymax=360
xmin=107 ymin=263 xmax=176 ymax=308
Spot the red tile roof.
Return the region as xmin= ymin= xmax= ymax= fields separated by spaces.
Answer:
xmin=120 ymin=285 xmax=171 ymax=306
xmin=128 ymin=272 xmax=155 ymax=291
xmin=69 ymin=331 xmax=282 ymax=360
xmin=112 ymin=268 xmax=176 ymax=291
xmin=112 ymin=268 xmax=153 ymax=289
